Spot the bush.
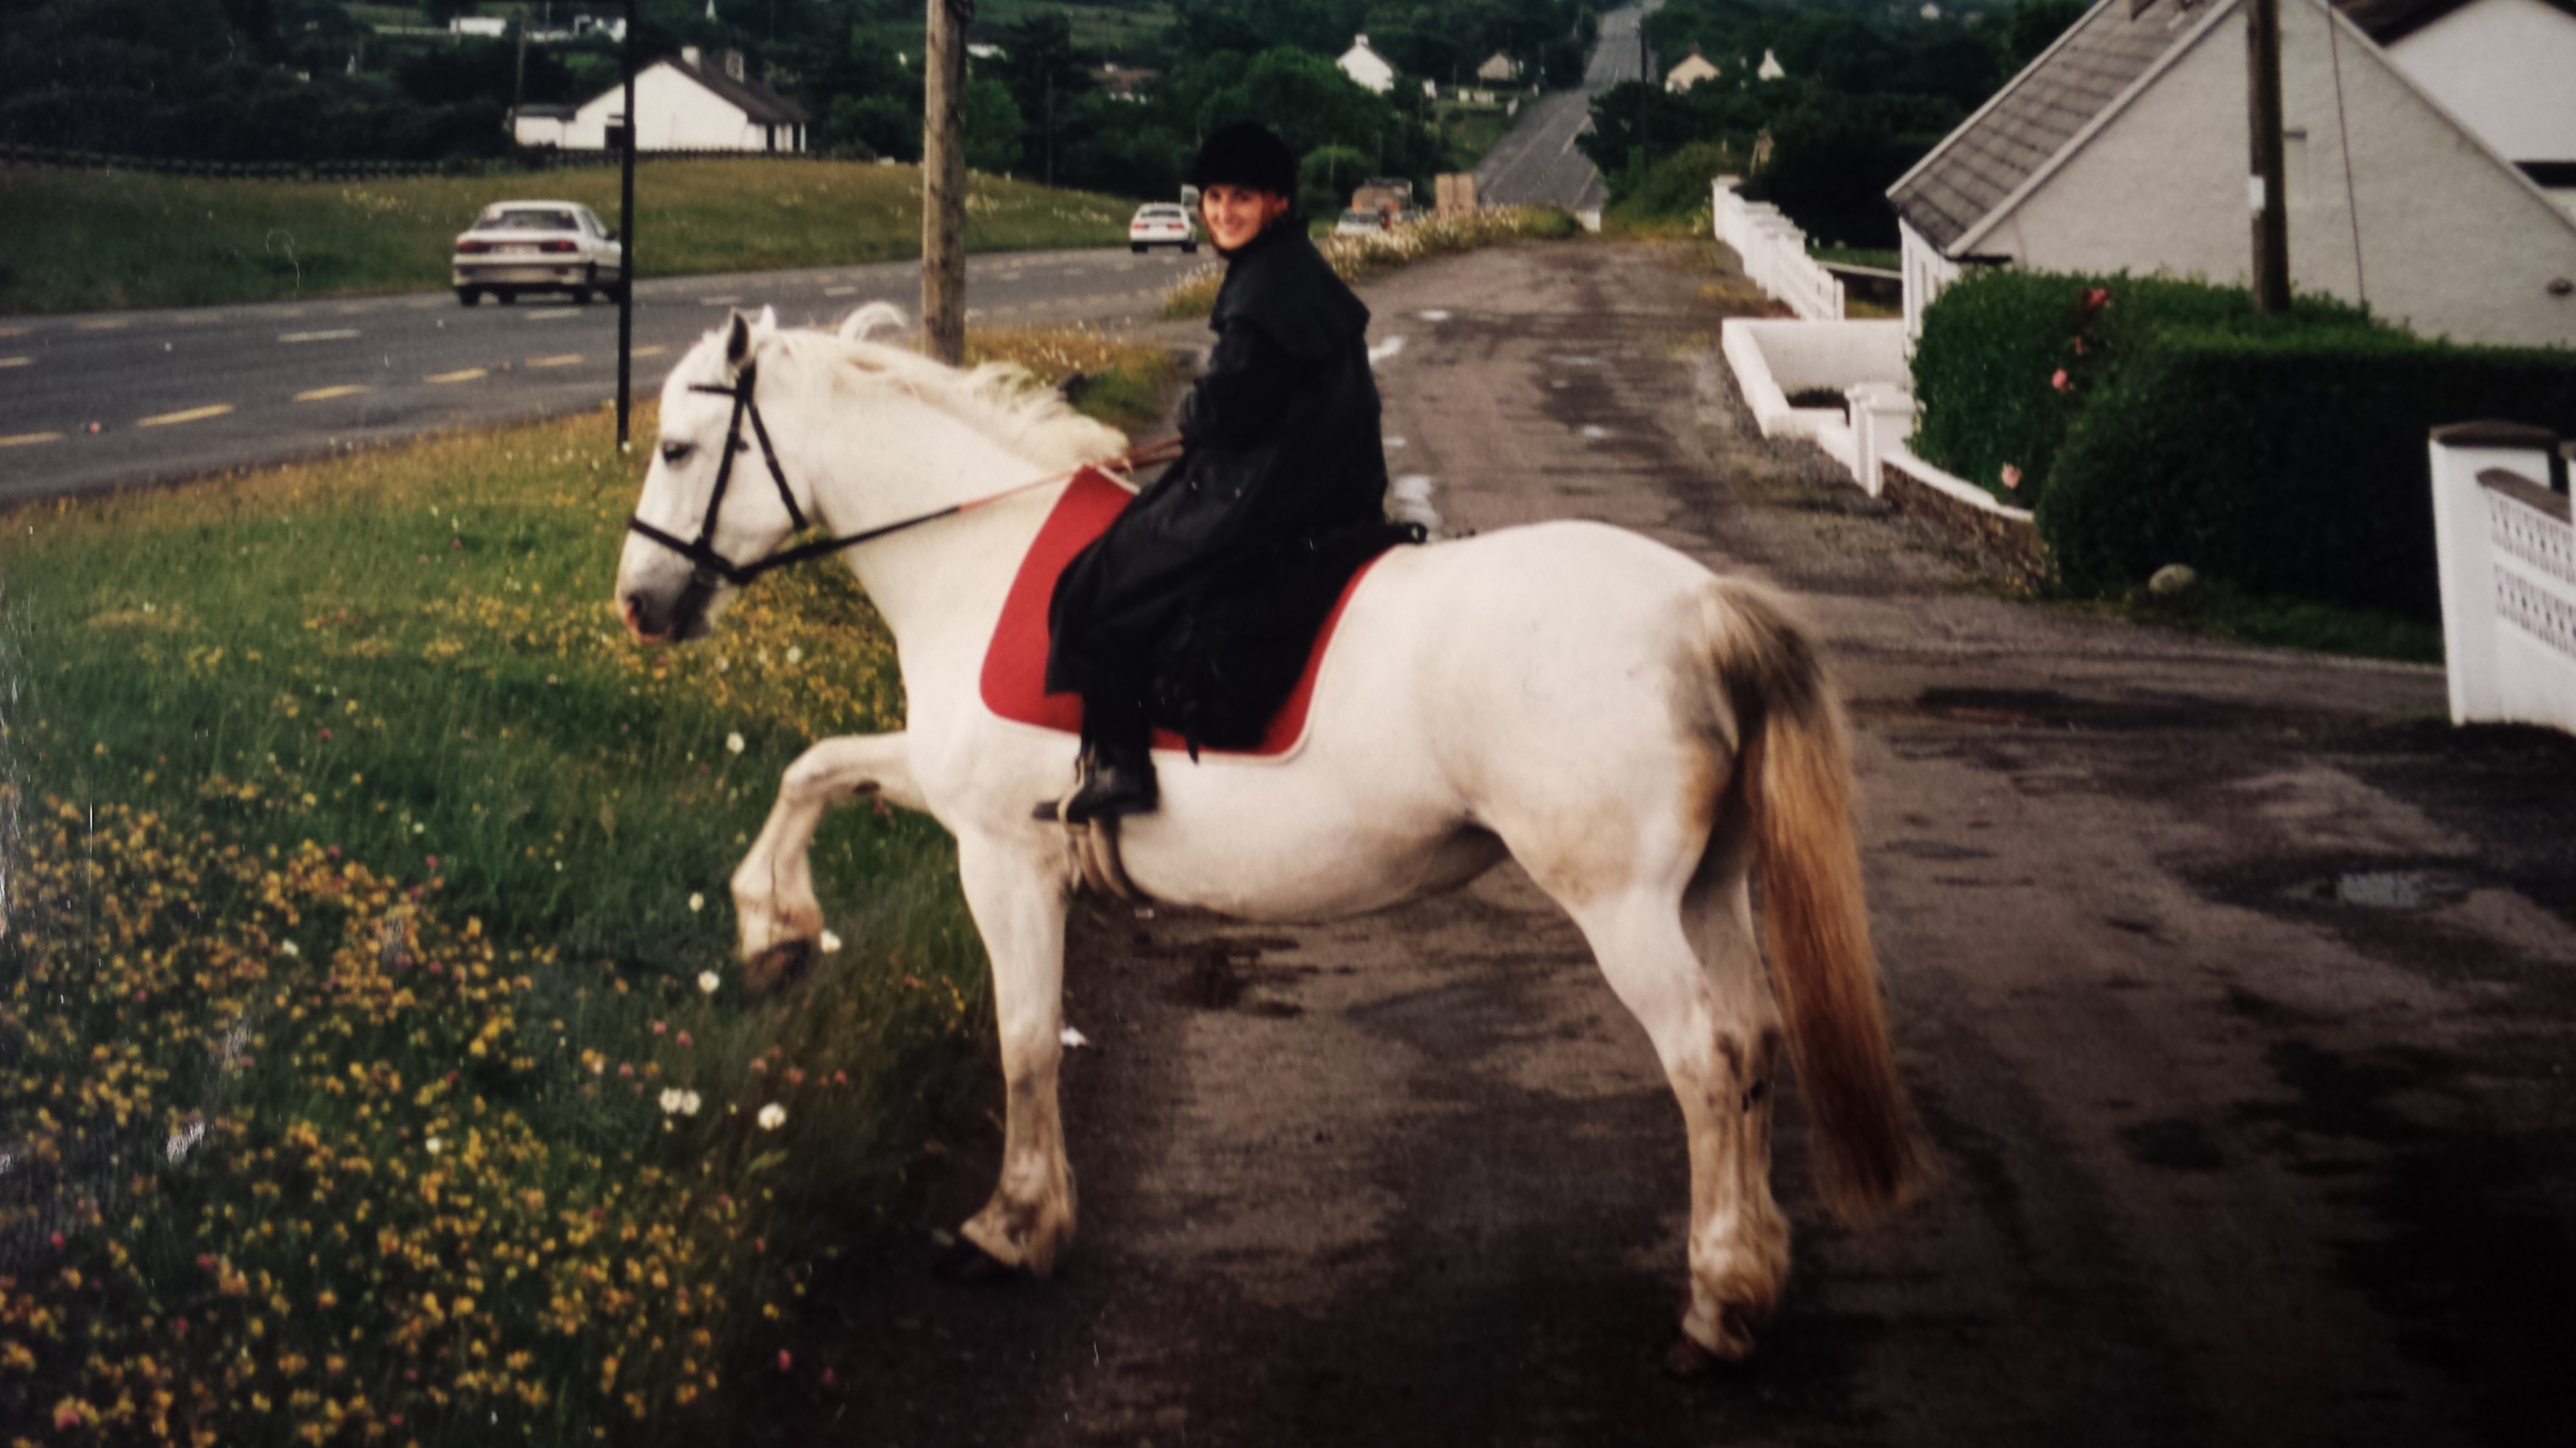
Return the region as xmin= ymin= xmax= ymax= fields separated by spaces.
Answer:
xmin=2040 ymin=328 xmax=2576 ymax=617
xmin=1910 ymin=269 xmax=2372 ymax=508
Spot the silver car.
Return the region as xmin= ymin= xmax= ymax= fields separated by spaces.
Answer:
xmin=1128 ymin=202 xmax=1199 ymax=253
xmin=452 ymin=202 xmax=626 ymax=306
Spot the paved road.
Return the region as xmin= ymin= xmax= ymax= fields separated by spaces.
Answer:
xmin=781 ymin=243 xmax=2576 ymax=1447
xmin=1475 ymin=2 xmax=1657 ymax=213
xmin=0 ymin=247 xmax=1204 ymax=504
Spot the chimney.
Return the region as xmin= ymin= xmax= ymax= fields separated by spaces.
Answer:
xmin=723 ymin=49 xmax=746 ymax=82
xmin=680 ymin=45 xmax=701 ymax=68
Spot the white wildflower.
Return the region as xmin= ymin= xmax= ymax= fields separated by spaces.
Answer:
xmin=756 ymin=1103 xmax=786 ymax=1131
xmin=688 ymin=893 xmax=704 ymax=912
xmin=820 ymin=930 xmax=843 ymax=954
xmin=425 ymin=1135 xmax=444 ymax=1154
xmin=658 ymin=1088 xmax=685 ymax=1115
xmin=278 ymin=941 xmax=300 ymax=958
xmin=698 ymin=970 xmax=721 ymax=996
xmin=680 ymin=1090 xmax=702 ymax=1116
xmin=784 ymin=645 xmax=803 ymax=664
xmin=725 ymin=731 xmax=744 ymax=755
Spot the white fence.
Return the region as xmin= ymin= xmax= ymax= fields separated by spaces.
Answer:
xmin=1712 ymin=178 xmax=1843 ymax=321
xmin=2431 ymin=420 xmax=2576 ymax=731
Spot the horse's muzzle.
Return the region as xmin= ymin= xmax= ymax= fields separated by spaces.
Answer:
xmin=618 ymin=574 xmax=720 ymax=644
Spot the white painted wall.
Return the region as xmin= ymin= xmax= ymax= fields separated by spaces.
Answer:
xmin=1900 ymin=217 xmax=1963 ymax=340
xmin=2429 ymin=423 xmax=2576 ymax=731
xmin=1974 ymin=0 xmax=2576 ymax=348
xmin=559 ymin=62 xmax=799 ymax=152
xmin=2381 ymin=0 xmax=2576 ymax=164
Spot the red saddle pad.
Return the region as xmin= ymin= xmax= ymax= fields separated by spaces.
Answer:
xmin=978 ymin=467 xmax=1378 ymax=758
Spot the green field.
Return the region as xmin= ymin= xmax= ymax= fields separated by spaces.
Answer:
xmin=0 ymin=327 xmax=1174 ymax=1444
xmin=0 ymin=159 xmax=1129 ymax=314
xmin=1434 ymin=102 xmax=1517 ymax=174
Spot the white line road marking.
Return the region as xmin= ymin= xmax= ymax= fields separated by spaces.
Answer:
xmin=633 ymin=346 xmax=668 ymax=358
xmin=0 ymin=357 xmax=29 ymax=368
xmin=1417 ymin=310 xmax=1452 ymax=321
xmin=295 ymin=385 xmax=368 ymax=402
xmin=407 ymin=298 xmax=442 ymax=309
xmin=175 ymin=315 xmax=223 ymax=325
xmin=526 ymin=354 xmax=583 ymax=368
xmin=0 ymin=432 xmax=63 ymax=448
xmin=525 ymin=308 xmax=579 ymax=319
xmin=699 ymin=295 xmax=742 ymax=306
xmin=1368 ymin=335 xmax=1407 ymax=364
xmin=336 ymin=304 xmax=368 ymax=315
xmin=74 ymin=319 xmax=129 ymax=331
xmin=425 ymin=368 xmax=487 ymax=384
xmin=824 ymin=285 xmax=860 ymax=296
xmin=278 ymin=329 xmax=361 ymax=343
xmin=138 ymin=403 xmax=234 ymax=427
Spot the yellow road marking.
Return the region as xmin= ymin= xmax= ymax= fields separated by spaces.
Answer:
xmin=526 ymin=354 xmax=584 ymax=368
xmin=74 ymin=319 xmax=129 ymax=331
xmin=137 ymin=403 xmax=233 ymax=428
xmin=633 ymin=346 xmax=668 ymax=358
xmin=0 ymin=357 xmax=29 ymax=368
xmin=0 ymin=432 xmax=63 ymax=448
xmin=295 ymin=384 xmax=369 ymax=402
xmin=425 ymin=368 xmax=487 ymax=384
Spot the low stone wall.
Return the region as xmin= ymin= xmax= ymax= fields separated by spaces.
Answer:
xmin=1881 ymin=456 xmax=2049 ymax=589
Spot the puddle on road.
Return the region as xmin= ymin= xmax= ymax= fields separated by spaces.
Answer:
xmin=2299 ymin=869 xmax=2467 ymax=912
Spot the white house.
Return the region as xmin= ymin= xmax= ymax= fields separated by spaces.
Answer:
xmin=1885 ymin=0 xmax=2576 ymax=347
xmin=517 ymin=46 xmax=809 ymax=153
xmin=2344 ymin=0 xmax=2576 ymax=215
xmin=1755 ymin=47 xmax=1786 ymax=81
xmin=1664 ymin=46 xmax=1722 ymax=93
xmin=1337 ymin=34 xmax=1396 ymax=95
xmin=1475 ymin=51 xmax=1520 ymax=84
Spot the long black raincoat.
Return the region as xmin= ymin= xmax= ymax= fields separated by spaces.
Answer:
xmin=1043 ymin=217 xmax=1394 ymax=746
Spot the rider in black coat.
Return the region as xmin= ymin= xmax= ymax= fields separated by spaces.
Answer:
xmin=1042 ymin=123 xmax=1390 ymax=822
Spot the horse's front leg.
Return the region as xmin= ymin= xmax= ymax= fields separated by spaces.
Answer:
xmin=951 ymin=829 xmax=1078 ymax=1276
xmin=733 ymin=732 xmax=924 ymax=991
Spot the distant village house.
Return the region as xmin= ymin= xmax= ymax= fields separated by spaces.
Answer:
xmin=1476 ymin=51 xmax=1520 ymax=84
xmin=514 ymin=46 xmax=809 ymax=154
xmin=1664 ymin=46 xmax=1721 ymax=93
xmin=1337 ymin=34 xmax=1397 ymax=95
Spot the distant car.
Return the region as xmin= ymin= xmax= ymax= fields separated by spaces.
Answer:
xmin=1128 ymin=203 xmax=1199 ymax=253
xmin=452 ymin=202 xmax=626 ymax=306
xmin=1334 ymin=208 xmax=1388 ymax=238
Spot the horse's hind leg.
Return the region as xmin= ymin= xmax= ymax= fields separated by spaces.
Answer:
xmin=951 ymin=831 xmax=1078 ymax=1275
xmin=733 ymin=732 xmax=924 ymax=991
xmin=1559 ymin=847 xmax=1790 ymax=1367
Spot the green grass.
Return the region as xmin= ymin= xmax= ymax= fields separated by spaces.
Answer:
xmin=1435 ymin=104 xmax=1515 ymax=173
xmin=0 ymin=159 xmax=1129 ymax=313
xmin=2100 ymin=579 xmax=2444 ymax=663
xmin=0 ymin=328 xmax=1174 ymax=1444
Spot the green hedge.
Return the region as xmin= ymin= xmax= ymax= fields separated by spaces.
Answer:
xmin=1908 ymin=270 xmax=2371 ymax=509
xmin=2039 ymin=328 xmax=2576 ymax=617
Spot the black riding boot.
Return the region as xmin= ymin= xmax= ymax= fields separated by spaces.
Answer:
xmin=1040 ymin=686 xmax=1159 ymax=823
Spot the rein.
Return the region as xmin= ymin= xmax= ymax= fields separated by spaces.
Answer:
xmin=625 ymin=363 xmax=1181 ymax=589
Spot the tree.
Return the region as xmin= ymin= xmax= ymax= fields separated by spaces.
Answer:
xmin=963 ymin=73 xmax=1023 ymax=173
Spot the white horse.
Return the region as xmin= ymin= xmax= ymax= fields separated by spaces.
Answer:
xmin=612 ymin=306 xmax=1924 ymax=1368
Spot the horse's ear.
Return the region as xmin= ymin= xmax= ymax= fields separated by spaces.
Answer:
xmin=754 ymin=304 xmax=779 ymax=335
xmin=723 ymin=310 xmax=754 ymax=370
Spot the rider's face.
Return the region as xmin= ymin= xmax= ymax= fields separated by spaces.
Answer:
xmin=1201 ymin=185 xmax=1290 ymax=252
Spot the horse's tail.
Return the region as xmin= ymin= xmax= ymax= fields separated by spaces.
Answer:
xmin=1700 ymin=576 xmax=1926 ymax=1221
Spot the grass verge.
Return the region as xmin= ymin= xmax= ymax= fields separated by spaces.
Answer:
xmin=1159 ymin=205 xmax=1581 ymax=319
xmin=0 ymin=327 xmax=1172 ymax=1445
xmin=2093 ymin=580 xmax=2443 ymax=664
xmin=0 ymin=160 xmax=1129 ymax=315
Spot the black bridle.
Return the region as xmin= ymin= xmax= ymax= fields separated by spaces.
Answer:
xmin=625 ymin=364 xmax=979 ymax=589
xmin=625 ymin=363 xmax=1183 ymax=590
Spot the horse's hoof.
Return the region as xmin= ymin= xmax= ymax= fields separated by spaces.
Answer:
xmin=930 ymin=1234 xmax=1027 ymax=1286
xmin=743 ymin=938 xmax=814 ymax=994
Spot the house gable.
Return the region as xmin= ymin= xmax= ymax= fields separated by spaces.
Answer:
xmin=1979 ymin=0 xmax=2576 ymax=346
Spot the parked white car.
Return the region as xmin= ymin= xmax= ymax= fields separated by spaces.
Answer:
xmin=1334 ymin=208 xmax=1389 ymax=238
xmin=1128 ymin=202 xmax=1199 ymax=253
xmin=452 ymin=201 xmax=626 ymax=306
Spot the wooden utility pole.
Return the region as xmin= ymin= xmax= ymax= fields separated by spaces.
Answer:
xmin=922 ymin=0 xmax=974 ymax=365
xmin=2248 ymin=0 xmax=2291 ymax=313
xmin=615 ymin=0 xmax=639 ymax=448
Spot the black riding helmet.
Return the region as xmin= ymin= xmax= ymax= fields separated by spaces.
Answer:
xmin=1188 ymin=122 xmax=1299 ymax=203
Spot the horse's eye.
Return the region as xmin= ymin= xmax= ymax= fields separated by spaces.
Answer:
xmin=660 ymin=441 xmax=695 ymax=465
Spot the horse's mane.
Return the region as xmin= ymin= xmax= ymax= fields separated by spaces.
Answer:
xmin=757 ymin=313 xmax=1128 ymax=473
